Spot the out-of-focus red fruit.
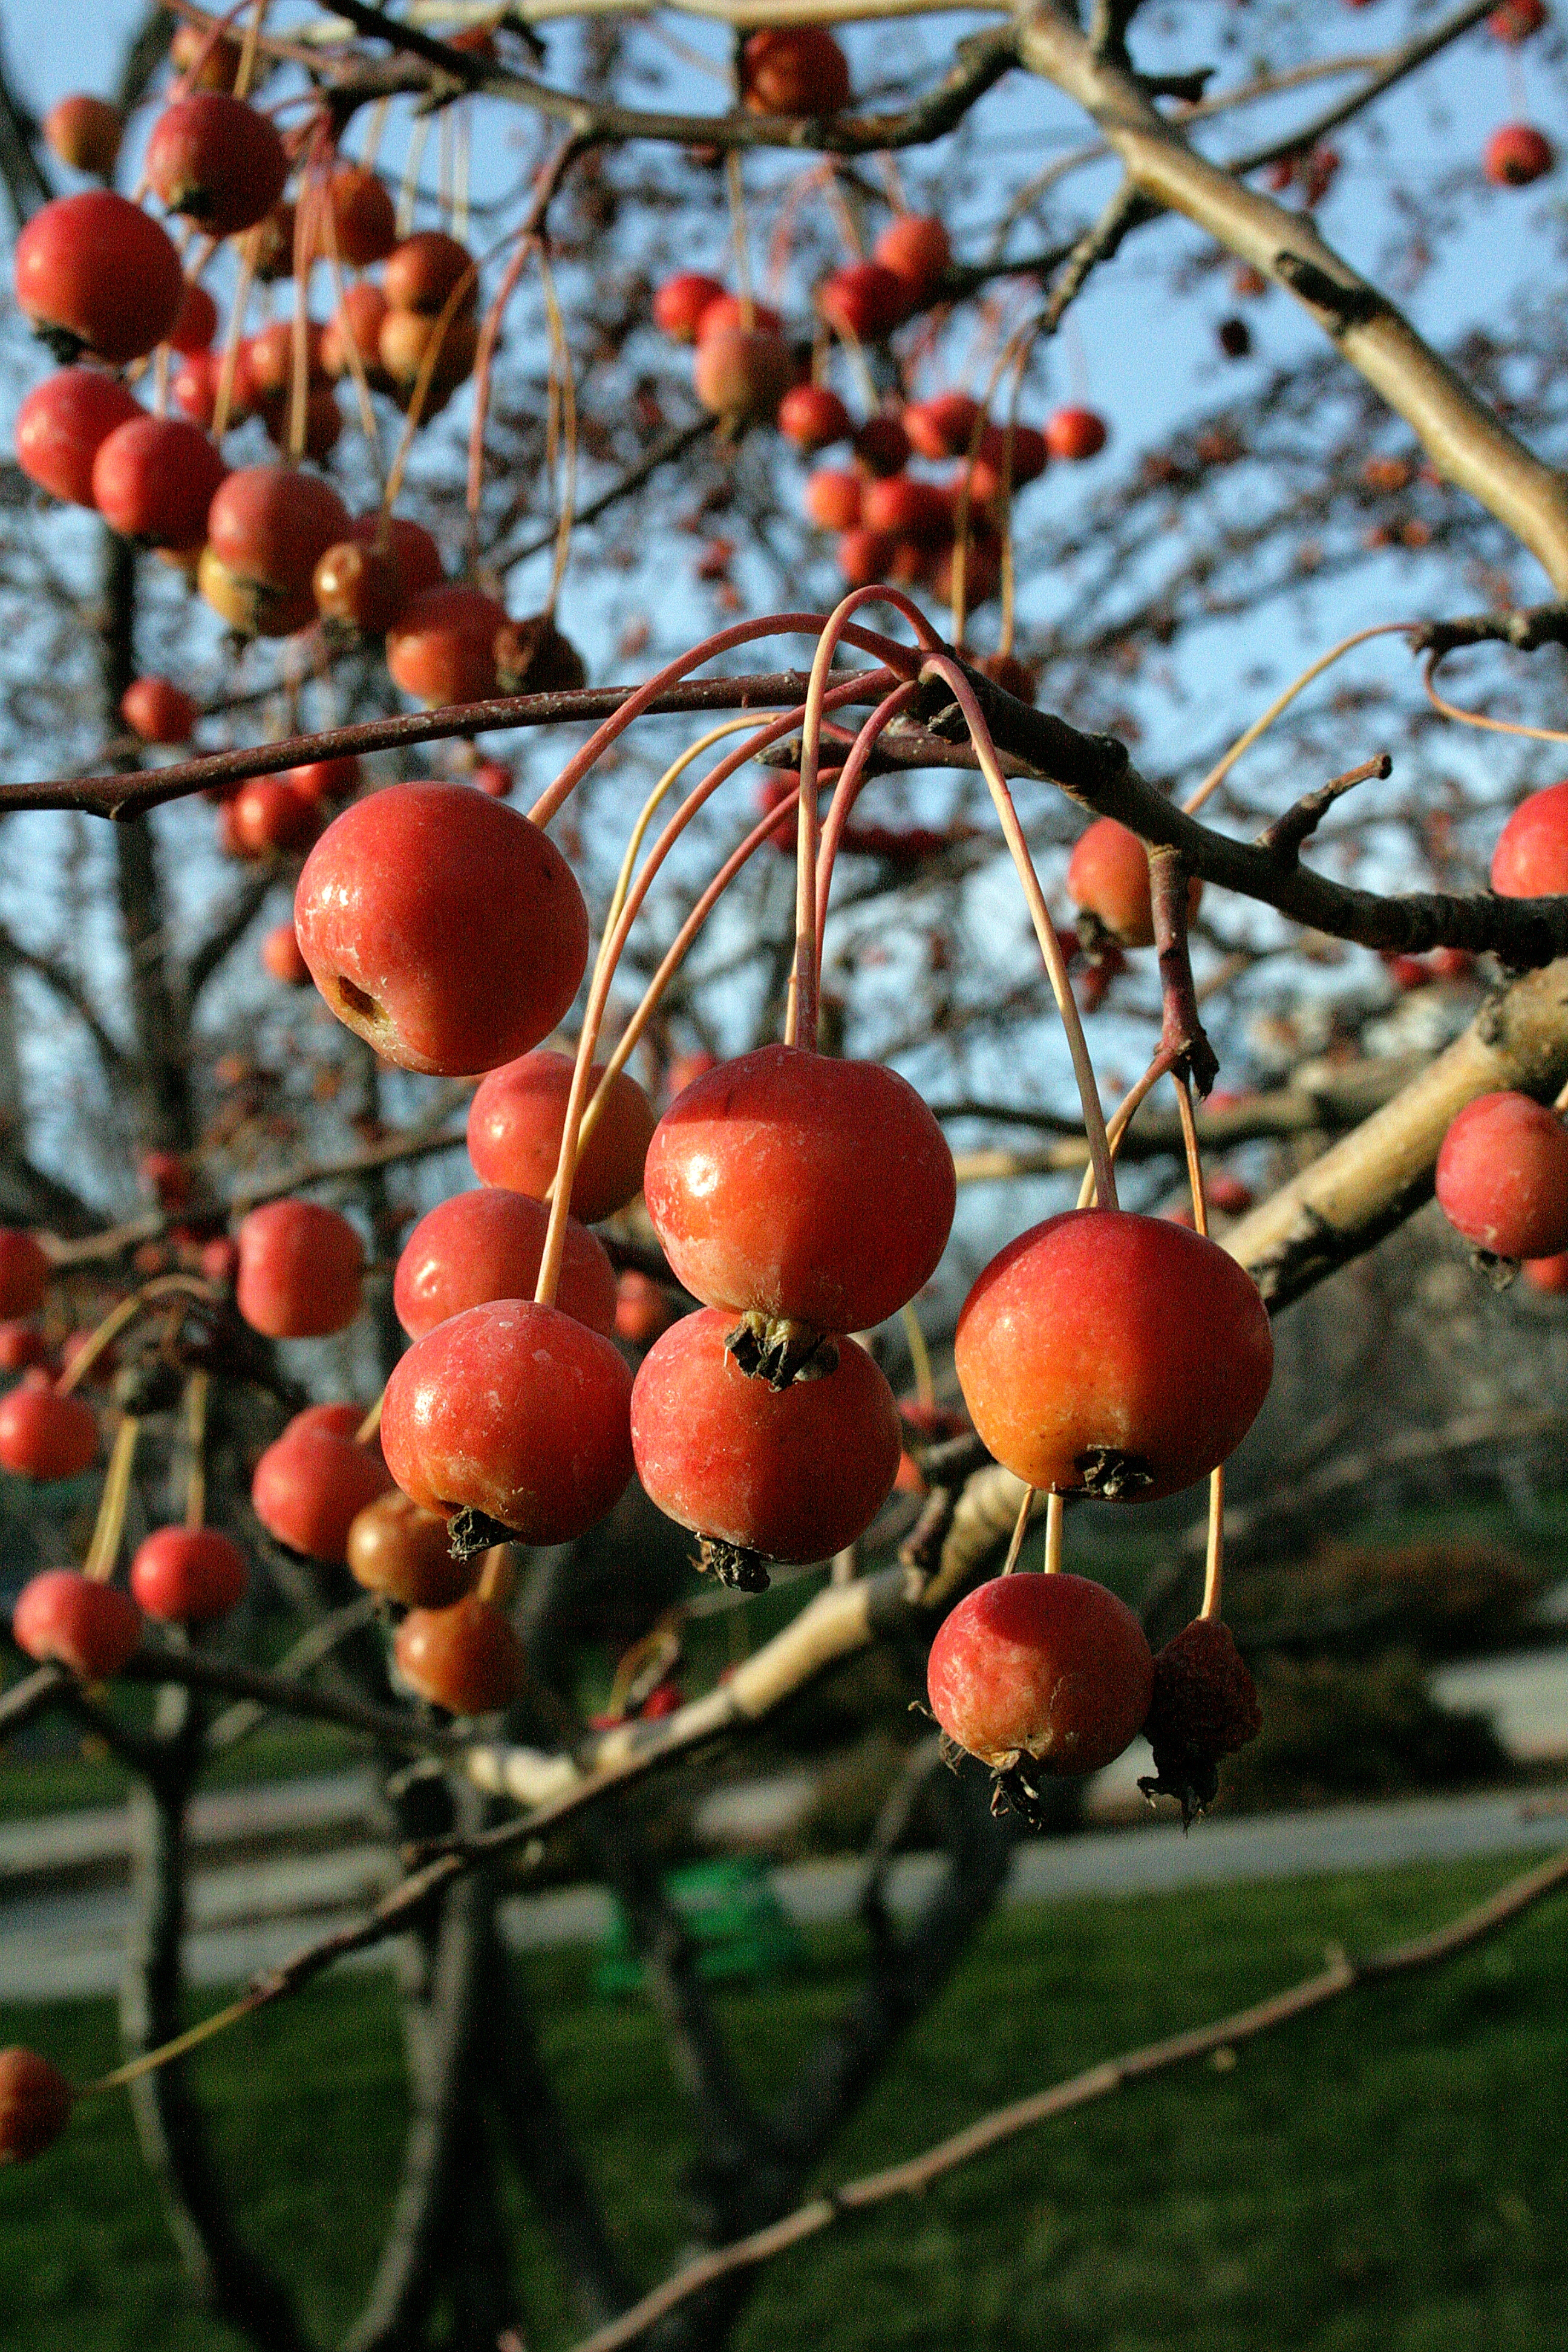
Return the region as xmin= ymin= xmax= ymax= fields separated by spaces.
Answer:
xmin=129 ymin=1526 xmax=248 ymax=1623
xmin=927 ymin=1572 xmax=1153 ymax=1772
xmin=386 ymin=584 xmax=507 ymax=704
xmin=0 ymin=1230 xmax=51 ymax=1319
xmin=0 ymin=2048 xmax=74 ymax=2164
xmin=244 ymin=319 xmax=329 ymax=399
xmin=229 ymin=776 xmax=324 ymax=858
xmin=778 ymin=382 xmax=853 ymax=453
xmin=903 ymin=393 xmax=982 ymax=462
xmin=804 ymin=468 xmax=862 ymax=531
xmin=1490 ymin=0 xmax=1548 ymax=40
xmin=381 ymin=1298 xmax=635 ymax=1541
xmin=860 ymin=473 xmax=952 ymax=549
xmin=262 ymin=921 xmax=312 ymax=985
xmin=1490 ymin=780 xmax=1568 ymax=897
xmin=15 ymin=193 xmax=184 ymax=364
xmin=468 ymin=1049 xmax=658 ymax=1223
xmin=168 ymin=279 xmax=219 ymax=355
xmin=377 ymin=305 xmax=480 ymax=395
xmin=1066 ymin=816 xmax=1200 ymax=949
xmin=665 ymin=1051 xmax=717 ymax=1101
xmin=693 ymin=293 xmax=785 ymax=342
xmin=1383 ymin=952 xmax=1431 ymax=993
xmin=930 ymin=530 xmax=1002 ymax=608
xmin=818 ymin=261 xmax=910 ymax=343
xmin=614 ymin=1270 xmax=676 ymax=1348
xmin=235 ymin=1199 xmax=364 ymax=1338
xmin=284 ymin=757 xmax=361 ymax=805
xmin=171 ymin=345 xmax=258 ymax=428
xmin=1435 ymin=1091 xmax=1568 ymax=1259
xmin=393 ymin=1187 xmax=617 ymax=1341
xmin=652 ymin=272 xmax=727 ymax=342
xmin=319 ymin=165 xmax=397 ymax=266
xmin=1429 ymin=947 xmax=1475 ymax=981
xmin=120 ymin=676 xmax=198 ymax=746
xmin=59 ymin=1329 xmax=116 ymax=1387
xmin=347 ymin=1489 xmax=479 ymax=1609
xmin=139 ymin=1148 xmax=190 ymax=1210
xmin=971 ymin=420 xmax=1048 ymax=494
xmin=15 ymin=368 xmax=142 ymax=508
xmin=313 ymin=538 xmax=405 ymax=634
xmin=249 ymin=201 xmax=296 ymax=283
xmin=256 ymin=384 xmax=344 ymax=465
xmin=91 ymin=415 xmax=227 ymax=549
xmin=200 ymin=1237 xmax=239 ymax=1286
xmin=1523 ymin=1250 xmax=1568 ymax=1293
xmin=853 ymin=413 xmax=912 ymax=477
xmin=0 ymin=1322 xmax=50 ymax=1373
xmin=205 ymin=465 xmax=352 ymax=635
xmin=1045 ymin=405 xmax=1109 ymax=462
xmin=975 ymin=650 xmax=1037 ymax=703
xmin=44 ymin=95 xmax=123 ymax=178
xmin=350 ymin=512 xmax=446 ymax=601
xmin=692 ymin=327 xmax=794 ymax=425
xmin=322 ymin=281 xmax=389 ymax=379
xmin=384 ymin=230 xmax=477 ymax=316
xmin=12 ymin=1569 xmax=139 ymax=1677
xmin=252 ymin=1405 xmax=393 ymax=1562
xmin=1205 ymin=1170 xmax=1255 ymax=1217
xmin=472 ymin=757 xmax=512 ymax=797
xmin=893 ymin=1397 xmax=970 ymax=1493
xmin=872 ymin=214 xmax=951 ymax=305
xmin=1485 ymin=123 xmax=1553 ymax=186
xmin=393 ymin=1593 xmax=528 ymax=1714
xmin=294 ymin=782 xmax=590 ymax=1077
xmin=0 ymin=1374 xmax=98 ymax=1480
xmin=493 ymin=604 xmax=587 ymax=696
xmin=146 ymin=94 xmax=288 ymax=237
xmin=171 ymin=23 xmax=245 ymax=89
xmin=836 ymin=526 xmax=895 ymax=587
xmin=740 ymin=27 xmax=851 ymax=115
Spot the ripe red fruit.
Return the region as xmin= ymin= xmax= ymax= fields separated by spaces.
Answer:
xmin=351 ymin=509 xmax=445 ymax=596
xmin=204 ymin=465 xmax=352 ymax=636
xmin=927 ymin=1572 xmax=1154 ymax=1773
xmin=384 ymin=231 xmax=477 ymax=316
xmin=172 ymin=346 xmax=257 ymax=428
xmin=468 ymin=1049 xmax=657 ymax=1223
xmin=171 ymin=23 xmax=245 ymax=89
xmin=804 ymin=467 xmax=863 ymax=531
xmin=235 ymin=1200 xmax=364 ymax=1337
xmin=377 ymin=306 xmax=480 ymax=398
xmin=0 ymin=1229 xmax=53 ymax=1319
xmin=146 ymin=94 xmax=289 ymax=237
xmin=0 ymin=1322 xmax=50 ymax=1372
xmin=11 ymin=1569 xmax=140 ymax=1676
xmin=473 ymin=757 xmax=513 ymax=798
xmin=853 ymin=413 xmax=912 ymax=477
xmin=313 ymin=538 xmax=406 ymax=634
xmin=228 ymin=775 xmax=324 ymax=858
xmin=692 ymin=327 xmax=795 ymax=426
xmin=262 ymin=921 xmax=312 ymax=985
xmin=631 ymin=1310 xmax=900 ymax=1563
xmin=615 ymin=1269 xmax=676 ymax=1348
xmin=930 ymin=530 xmax=1003 ymax=609
xmin=778 ymin=382 xmax=853 ymax=453
xmin=91 ymin=415 xmax=227 ymax=550
xmin=872 ymin=214 xmax=951 ymax=305
xmin=200 ymin=1236 xmax=240 ymax=1286
xmin=386 ymin=584 xmax=507 ymax=704
xmin=836 ymin=525 xmax=895 ymax=587
xmin=251 ymin=1403 xmax=393 ymax=1561
xmin=1490 ymin=779 xmax=1568 ymax=896
xmin=322 ymin=282 xmax=389 ymax=379
xmin=1490 ymin=0 xmax=1548 ymax=39
xmin=643 ymin=1044 xmax=956 ymax=1334
xmin=394 ymin=1593 xmax=528 ymax=1713
xmin=284 ymin=757 xmax=361 ymax=806
xmin=15 ymin=193 xmax=184 ymax=364
xmin=129 ymin=1527 xmax=248 ymax=1624
xmin=1066 ymin=817 xmax=1200 ymax=949
xmin=1045 ymin=405 xmax=1108 ymax=462
xmin=43 ymin=95 xmax=122 ymax=178
xmin=652 ymin=272 xmax=727 ymax=343
xmin=381 ymin=1299 xmax=635 ymax=1541
xmin=1523 ymin=1251 xmax=1568 ymax=1293
xmin=169 ymin=279 xmax=219 ymax=356
xmin=318 ymin=165 xmax=397 ymax=266
xmin=740 ymin=27 xmax=851 ymax=116
xmin=0 ymin=2048 xmax=74 ymax=2164
xmin=693 ymin=294 xmax=785 ymax=343
xmin=120 ymin=676 xmax=198 ymax=746
xmin=347 ymin=1489 xmax=480 ymax=1609
xmin=393 ymin=1187 xmax=617 ymax=1341
xmin=1434 ymin=1091 xmax=1568 ymax=1259
xmin=975 ymin=650 xmax=1037 ymax=703
xmin=1486 ymin=123 xmax=1553 ymax=185
xmin=244 ymin=320 xmax=329 ymax=399
xmin=955 ymin=1210 xmax=1274 ymax=1501
xmin=903 ymin=393 xmax=982 ymax=462
xmin=818 ymin=261 xmax=910 ymax=343
xmin=15 ymin=368 xmax=142 ymax=508
xmin=294 ymin=782 xmax=590 ymax=1077
xmin=860 ymin=474 xmax=952 ymax=549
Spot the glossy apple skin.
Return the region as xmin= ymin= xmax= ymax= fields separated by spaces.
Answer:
xmin=385 ymin=585 xmax=505 ymax=705
xmin=955 ymin=1210 xmax=1273 ymax=1503
xmin=1490 ymin=780 xmax=1568 ymax=897
xmin=927 ymin=1572 xmax=1154 ymax=1772
xmin=251 ymin=1406 xmax=393 ymax=1562
xmin=16 ymin=368 xmax=142 ymax=507
xmin=652 ymin=272 xmax=727 ymax=342
xmin=393 ymin=1187 xmax=616 ymax=1340
xmin=393 ymin=1594 xmax=526 ymax=1714
xmin=207 ymin=465 xmax=352 ymax=597
xmin=146 ymin=94 xmax=289 ymax=237
xmin=0 ymin=1376 xmax=97 ymax=1480
xmin=235 ymin=1200 xmax=364 ymax=1339
xmin=129 ymin=1527 xmax=248 ymax=1623
xmin=1066 ymin=818 xmax=1200 ymax=949
xmin=91 ymin=416 xmax=227 ymax=549
xmin=467 ymin=1050 xmax=656 ymax=1223
xmin=1435 ymin=1092 xmax=1568 ymax=1259
xmin=643 ymin=1045 xmax=956 ymax=1331
xmin=630 ymin=1308 xmax=901 ymax=1562
xmin=381 ymin=1299 xmax=635 ymax=1543
xmin=293 ymin=782 xmax=589 ymax=1078
xmin=15 ymin=192 xmax=183 ymax=363
xmin=0 ymin=1229 xmax=51 ymax=1318
xmin=12 ymin=1569 xmax=141 ymax=1677
xmin=0 ymin=2047 xmax=74 ymax=2164
xmin=347 ymin=1490 xmax=479 ymax=1609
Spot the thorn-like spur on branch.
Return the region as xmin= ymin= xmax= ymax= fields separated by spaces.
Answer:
xmin=1259 ymin=753 xmax=1391 ymax=867
xmin=1041 ymin=178 xmax=1157 ymax=335
xmin=1149 ymin=845 xmax=1218 ymax=1096
xmin=558 ymin=1842 xmax=1568 ymax=2352
xmin=1408 ymin=600 xmax=1568 ymax=659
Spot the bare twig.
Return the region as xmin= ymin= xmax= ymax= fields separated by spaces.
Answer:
xmin=1259 ymin=753 xmax=1392 ymax=866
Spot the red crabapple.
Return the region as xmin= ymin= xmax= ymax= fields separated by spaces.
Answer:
xmin=467 ymin=1050 xmax=657 ymax=1223
xmin=169 ymin=279 xmax=218 ymax=356
xmin=0 ymin=2049 xmax=74 ymax=2164
xmin=804 ymin=469 xmax=863 ymax=531
xmin=693 ymin=328 xmax=795 ymax=426
xmin=778 ymin=383 xmax=854 ymax=454
xmin=146 ymin=94 xmax=289 ymax=237
xmin=393 ymin=1593 xmax=527 ymax=1714
xmin=15 ymin=193 xmax=184 ymax=364
xmin=383 ymin=231 xmax=477 ymax=316
xmin=653 ymin=272 xmax=727 ymax=342
xmin=1066 ymin=817 xmax=1200 ymax=949
xmin=927 ymin=1571 xmax=1154 ymax=1774
xmin=385 ymin=584 xmax=506 ymax=704
xmin=872 ymin=215 xmax=951 ymax=304
xmin=250 ymin=1404 xmax=393 ymax=1561
xmin=739 ymin=27 xmax=851 ymax=115
xmin=319 ymin=165 xmax=398 ymax=267
xmin=0 ymin=1322 xmax=50 ymax=1371
xmin=0 ymin=1229 xmax=53 ymax=1317
xmin=1045 ymin=405 xmax=1108 ymax=462
xmin=1434 ymin=1091 xmax=1568 ymax=1259
xmin=204 ymin=466 xmax=353 ymax=637
xmin=392 ymin=1187 xmax=616 ymax=1340
xmin=1138 ymin=1616 xmax=1263 ymax=1820
xmin=818 ymin=262 xmax=911 ymax=343
xmin=0 ymin=1374 xmax=97 ymax=1480
xmin=235 ymin=1200 xmax=364 ymax=1338
xmin=903 ymin=394 xmax=983 ymax=461
xmin=129 ymin=1527 xmax=248 ymax=1624
xmin=262 ymin=923 xmax=312 ymax=986
xmin=91 ymin=416 xmax=227 ymax=550
xmin=614 ymin=1270 xmax=678 ymax=1348
xmin=44 ymin=95 xmax=123 ymax=178
xmin=1485 ymin=123 xmax=1553 ymax=185
xmin=12 ymin=1569 xmax=140 ymax=1677
xmin=347 ymin=1490 xmax=479 ymax=1610
xmin=1490 ymin=780 xmax=1568 ymax=897
xmin=1524 ymin=1252 xmax=1568 ymax=1294
xmin=121 ymin=676 xmax=198 ymax=745
xmin=15 ymin=368 xmax=142 ymax=507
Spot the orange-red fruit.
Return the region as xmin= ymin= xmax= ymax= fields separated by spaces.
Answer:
xmin=614 ymin=1270 xmax=676 ymax=1348
xmin=381 ymin=1299 xmax=635 ymax=1541
xmin=0 ymin=1230 xmax=51 ymax=1317
xmin=1524 ymin=1251 xmax=1568 ymax=1293
xmin=1434 ymin=1091 xmax=1568 ymax=1259
xmin=1045 ymin=405 xmax=1108 ymax=462
xmin=692 ymin=327 xmax=795 ymax=425
xmin=643 ymin=1043 xmax=956 ymax=1331
xmin=350 ymin=510 xmax=445 ymax=598
xmin=694 ymin=295 xmax=785 ymax=343
xmin=818 ymin=261 xmax=910 ymax=343
xmin=392 ymin=1187 xmax=617 ymax=1341
xmin=652 ymin=272 xmax=727 ymax=342
xmin=146 ymin=94 xmax=288 ymax=237
xmin=313 ymin=539 xmax=405 ymax=635
xmin=630 ymin=1310 xmax=900 ymax=1561
xmin=250 ymin=1403 xmax=393 ymax=1561
xmin=377 ymin=305 xmax=480 ymax=394
xmin=0 ymin=2048 xmax=74 ymax=2164
xmin=129 ymin=1527 xmax=248 ymax=1623
xmin=872 ymin=214 xmax=951 ymax=305
xmin=43 ymin=95 xmax=123 ymax=178
xmin=319 ymin=164 xmax=398 ymax=266
xmin=15 ymin=369 xmax=142 ymax=507
xmin=0 ymin=1374 xmax=96 ymax=1480
xmin=740 ymin=27 xmax=851 ymax=116
xmin=0 ymin=1322 xmax=50 ymax=1372
xmin=171 ymin=24 xmax=246 ymax=89
xmin=229 ymin=776 xmax=324 ymax=858
xmin=11 ymin=1569 xmax=140 ymax=1676
xmin=393 ymin=1593 xmax=528 ymax=1714
xmin=1490 ymin=0 xmax=1548 ymax=39
xmin=976 ymin=650 xmax=1037 ymax=703
xmin=205 ymin=465 xmax=352 ymax=635
xmin=473 ymin=757 xmax=512 ymax=798
xmin=386 ymin=584 xmax=506 ymax=704
xmin=262 ymin=921 xmax=312 ymax=985
xmin=384 ymin=231 xmax=477 ymax=316
xmin=778 ymin=382 xmax=853 ymax=453
xmin=955 ymin=1209 xmax=1274 ymax=1501
xmin=836 ymin=526 xmax=894 ymax=587
xmin=928 ymin=1572 xmax=1153 ymax=1773
xmin=120 ymin=675 xmax=198 ymax=747
xmin=347 ymin=1489 xmax=480 ymax=1609
xmin=860 ymin=474 xmax=952 ymax=549
xmin=804 ymin=468 xmax=862 ymax=531
xmin=322 ymin=282 xmax=389 ymax=378
xmin=1485 ymin=123 xmax=1553 ymax=185
xmin=294 ymin=782 xmax=589 ymax=1078
xmin=91 ymin=415 xmax=227 ymax=549
xmin=468 ymin=1049 xmax=657 ymax=1223
xmin=15 ymin=193 xmax=184 ymax=364
xmin=1490 ymin=779 xmax=1568 ymax=897
xmin=235 ymin=1199 xmax=365 ymax=1338
xmin=1066 ymin=817 xmax=1200 ymax=949
xmin=169 ymin=279 xmax=219 ymax=356
xmin=903 ymin=393 xmax=982 ymax=462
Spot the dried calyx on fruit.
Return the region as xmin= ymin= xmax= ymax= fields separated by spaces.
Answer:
xmin=1137 ymin=1618 xmax=1263 ymax=1824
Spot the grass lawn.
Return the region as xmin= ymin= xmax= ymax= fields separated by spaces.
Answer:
xmin=1 ymin=1850 xmax=1565 ymax=2350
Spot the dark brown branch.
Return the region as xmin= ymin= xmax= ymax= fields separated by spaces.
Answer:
xmin=1149 ymin=844 xmax=1217 ymax=1094
xmin=185 ymin=871 xmax=281 ymax=1001
xmin=116 ymin=1644 xmax=465 ymax=1753
xmin=1259 ymin=752 xmax=1391 ymax=866
xmin=0 ymin=920 xmax=130 ymax=1075
xmin=495 ymin=416 xmax=717 ymax=575
xmin=1227 ymin=0 xmax=1500 ymax=180
xmin=1409 ymin=599 xmax=1568 ymax=659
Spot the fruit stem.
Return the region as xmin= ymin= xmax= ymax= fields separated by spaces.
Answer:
xmin=727 ymin=151 xmax=756 ymax=334
xmin=316 ymin=176 xmax=385 ymax=486
xmin=183 ymin=1371 xmax=210 ymax=1534
xmin=1041 ymin=1489 xmax=1064 ymax=1575
xmin=1184 ymin=622 xmax=1416 ymax=816
xmin=812 ymin=681 xmax=921 ymax=965
xmin=212 ymin=232 xmax=260 ymax=447
xmin=1075 ymin=1047 xmax=1176 ymax=1210
xmin=83 ymin=1414 xmax=140 ymax=1584
xmin=383 ymin=252 xmax=482 ymax=512
xmin=355 ymin=1392 xmax=384 ymax=1446
xmin=475 ymin=1546 xmax=516 ymax=1609
xmin=901 ymin=1302 xmax=934 ymax=1411
xmin=466 ymin=229 xmax=537 ymax=569
xmin=57 ymin=1274 xmax=212 ymax=1396
xmin=1201 ymin=1465 xmax=1226 ymax=1621
xmin=1000 ymin=1483 xmax=1034 ymax=1575
xmin=924 ymin=652 xmax=1119 ymax=1214
xmin=1174 ymin=1071 xmax=1207 ymax=1235
xmin=538 ymin=246 xmax=578 ymax=615
xmin=88 ymin=1991 xmax=262 ymax=2096
xmin=1425 ymin=647 xmax=1568 ymax=746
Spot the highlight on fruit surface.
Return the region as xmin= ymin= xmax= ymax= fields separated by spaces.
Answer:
xmin=392 ymin=1186 xmax=617 ymax=1341
xmin=11 ymin=1569 xmax=142 ymax=1679
xmin=466 ymin=1049 xmax=656 ymax=1223
xmin=1434 ymin=1091 xmax=1568 ymax=1261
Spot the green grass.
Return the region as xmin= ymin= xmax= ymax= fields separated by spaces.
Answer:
xmin=0 ymin=1718 xmax=362 ymax=1825
xmin=2 ymin=1852 xmax=1566 ymax=2350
